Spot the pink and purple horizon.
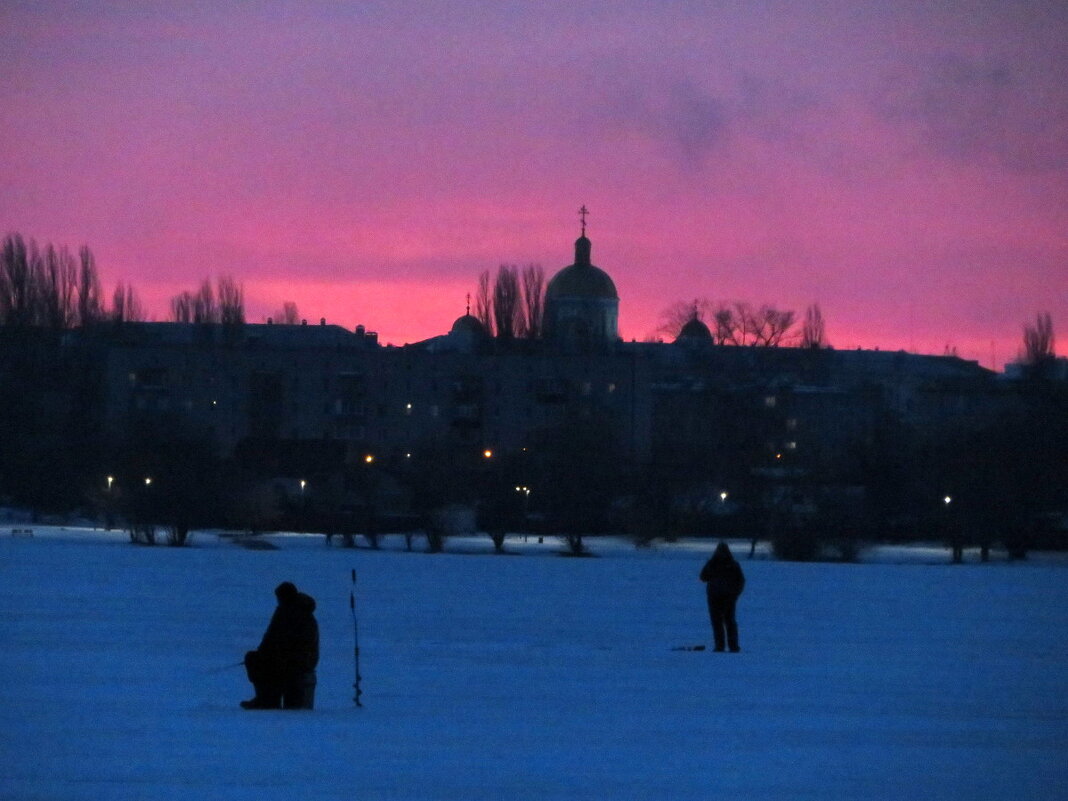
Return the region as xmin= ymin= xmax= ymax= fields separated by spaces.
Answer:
xmin=3 ymin=2 xmax=1065 ymax=368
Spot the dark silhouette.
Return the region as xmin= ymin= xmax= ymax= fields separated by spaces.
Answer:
xmin=241 ymin=581 xmax=319 ymax=710
xmin=801 ymin=303 xmax=828 ymax=349
xmin=699 ymin=542 xmax=745 ymax=652
xmin=474 ymin=263 xmax=545 ymax=339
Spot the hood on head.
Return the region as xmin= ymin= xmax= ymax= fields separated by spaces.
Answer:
xmin=274 ymin=581 xmax=298 ymax=602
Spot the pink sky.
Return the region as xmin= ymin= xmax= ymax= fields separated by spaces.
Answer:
xmin=3 ymin=1 xmax=1066 ymax=368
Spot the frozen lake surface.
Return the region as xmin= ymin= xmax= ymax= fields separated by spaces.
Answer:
xmin=2 ymin=528 xmax=1066 ymax=800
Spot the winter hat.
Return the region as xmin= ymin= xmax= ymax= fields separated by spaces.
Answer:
xmin=275 ymin=581 xmax=298 ymax=601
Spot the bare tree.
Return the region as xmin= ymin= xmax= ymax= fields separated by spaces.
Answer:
xmin=657 ymin=299 xmax=726 ymax=341
xmin=40 ymin=244 xmax=76 ymax=330
xmin=170 ymin=291 xmax=195 ymax=323
xmin=658 ymin=299 xmax=699 ymax=338
xmin=76 ymin=246 xmax=104 ymax=327
xmin=659 ymin=299 xmax=796 ymax=346
xmin=713 ymin=305 xmax=741 ymax=345
xmin=472 ymin=262 xmax=545 ymax=340
xmin=696 ymin=302 xmax=760 ymax=346
xmin=4 ymin=234 xmax=139 ymax=329
xmin=1022 ymin=312 xmax=1055 ymax=364
xmin=272 ymin=301 xmax=300 ymax=325
xmin=521 ymin=263 xmax=544 ymax=339
xmin=170 ymin=276 xmax=244 ymax=325
xmin=217 ymin=275 xmax=244 ymax=325
xmin=192 ymin=279 xmax=216 ymax=323
xmin=744 ymin=304 xmax=797 ymax=346
xmin=1 ymin=233 xmax=39 ymax=327
xmin=474 ymin=270 xmax=493 ymax=334
xmin=111 ymin=282 xmax=145 ymax=323
xmin=800 ymin=303 xmax=828 ymax=349
xmin=493 ymin=264 xmax=522 ymax=340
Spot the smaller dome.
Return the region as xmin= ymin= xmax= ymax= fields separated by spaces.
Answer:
xmin=450 ymin=314 xmax=488 ymax=338
xmin=676 ymin=315 xmax=712 ymax=343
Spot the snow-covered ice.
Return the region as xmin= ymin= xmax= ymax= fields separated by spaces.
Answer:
xmin=1 ymin=528 xmax=1066 ymax=800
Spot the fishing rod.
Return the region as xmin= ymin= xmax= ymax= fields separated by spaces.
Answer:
xmin=206 ymin=659 xmax=246 ymax=675
xmin=350 ymin=568 xmax=363 ymax=707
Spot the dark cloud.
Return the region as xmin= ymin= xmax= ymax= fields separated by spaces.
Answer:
xmin=595 ymin=70 xmax=820 ymax=171
xmin=878 ymin=55 xmax=1068 ymax=173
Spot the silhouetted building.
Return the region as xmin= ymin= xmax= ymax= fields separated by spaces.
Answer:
xmin=55 ymin=223 xmax=1009 ymax=526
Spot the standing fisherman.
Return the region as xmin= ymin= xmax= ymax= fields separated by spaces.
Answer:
xmin=699 ymin=542 xmax=745 ymax=652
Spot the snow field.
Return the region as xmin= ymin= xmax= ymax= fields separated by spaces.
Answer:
xmin=1 ymin=530 xmax=1066 ymax=800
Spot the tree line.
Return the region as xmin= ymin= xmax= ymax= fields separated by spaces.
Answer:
xmin=1 ymin=233 xmax=144 ymax=328
xmin=473 ymin=263 xmax=545 ymax=339
xmin=1 ymin=233 xmax=257 ymax=330
xmin=657 ymin=298 xmax=828 ymax=348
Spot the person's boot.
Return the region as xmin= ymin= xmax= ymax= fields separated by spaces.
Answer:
xmin=240 ymin=692 xmax=281 ymax=709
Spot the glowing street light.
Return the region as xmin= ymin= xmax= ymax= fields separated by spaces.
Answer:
xmin=483 ymin=449 xmax=493 ymax=459
xmin=106 ymin=476 xmax=114 ymax=491
xmin=720 ymin=491 xmax=728 ymax=502
xmin=300 ymin=479 xmax=307 ymax=493
xmin=515 ymin=485 xmax=531 ymax=518
xmin=364 ymin=454 xmax=375 ymax=464
xmin=944 ymin=495 xmax=952 ymax=506
xmin=144 ymin=477 xmax=153 ymax=486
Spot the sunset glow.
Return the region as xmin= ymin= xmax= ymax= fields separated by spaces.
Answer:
xmin=3 ymin=2 xmax=1066 ymax=368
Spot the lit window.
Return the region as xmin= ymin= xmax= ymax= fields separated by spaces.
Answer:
xmin=764 ymin=396 xmax=777 ymax=408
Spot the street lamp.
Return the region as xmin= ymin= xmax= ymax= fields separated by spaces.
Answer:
xmin=106 ymin=476 xmax=114 ymax=491
xmin=515 ymin=485 xmax=531 ymax=522
xmin=719 ymin=491 xmax=728 ymax=503
xmin=144 ymin=477 xmax=153 ymax=486
xmin=364 ymin=454 xmax=375 ymax=464
xmin=483 ymin=449 xmax=493 ymax=459
xmin=944 ymin=495 xmax=952 ymax=506
xmin=300 ymin=479 xmax=307 ymax=493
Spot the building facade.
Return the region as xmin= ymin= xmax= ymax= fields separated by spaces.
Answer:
xmin=65 ymin=227 xmax=1008 ymax=529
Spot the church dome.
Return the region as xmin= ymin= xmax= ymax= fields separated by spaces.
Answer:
xmin=676 ymin=315 xmax=712 ymax=343
xmin=545 ymin=236 xmax=618 ymax=301
xmin=449 ymin=313 xmax=487 ymax=338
